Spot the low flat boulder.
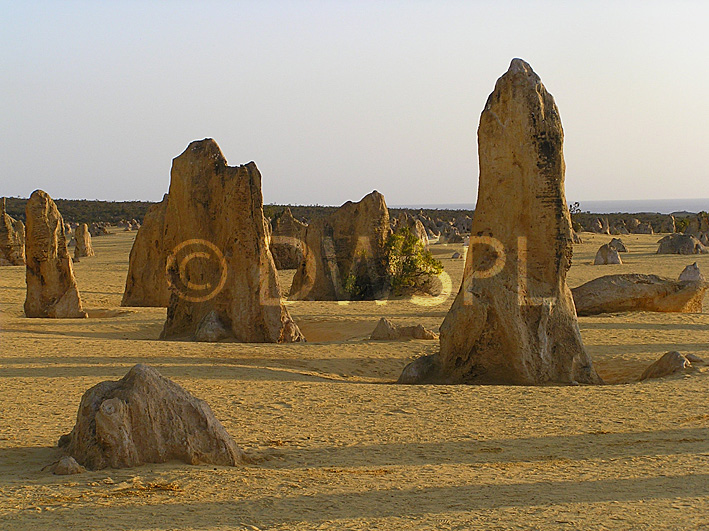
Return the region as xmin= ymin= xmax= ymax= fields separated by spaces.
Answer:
xmin=572 ymin=274 xmax=707 ymax=316
xmin=50 ymin=456 xmax=85 ymax=475
xmin=370 ymin=318 xmax=437 ymax=340
xmin=657 ymin=233 xmax=707 ymax=255
xmin=60 ymin=364 xmax=245 ymax=470
xmin=594 ymin=244 xmax=622 ymax=265
xmin=639 ymin=351 xmax=693 ymax=381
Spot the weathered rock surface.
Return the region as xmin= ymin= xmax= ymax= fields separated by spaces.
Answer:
xmin=370 ymin=318 xmax=437 ymax=341
xmin=634 ymin=221 xmax=654 ymax=234
xmin=589 ymin=217 xmax=610 ymax=234
xmin=24 ymin=190 xmax=87 ymax=318
xmin=289 ymin=191 xmax=391 ymax=301
xmin=270 ymin=207 xmax=307 ymax=270
xmin=399 ymin=59 xmax=602 ymax=385
xmin=608 ymin=238 xmax=628 ymax=252
xmin=395 ymin=212 xmax=429 ymax=249
xmin=0 ymin=197 xmax=26 ymax=265
xmin=51 ymin=456 xmax=85 ymax=475
xmin=121 ymin=196 xmax=170 ymax=307
xmin=160 ymin=139 xmax=303 ymax=343
xmin=193 ymin=310 xmax=231 ymax=342
xmin=639 ymin=351 xmax=693 ymax=381
xmin=438 ymin=224 xmax=464 ymax=244
xmin=572 ymin=274 xmax=707 ymax=316
xmin=658 ymin=215 xmax=676 ymax=233
xmin=73 ymin=223 xmax=95 ymax=259
xmin=683 ymin=212 xmax=709 ymax=236
xmin=594 ymin=244 xmax=622 ymax=265
xmin=610 ymin=220 xmax=629 ymax=235
xmin=89 ymin=222 xmax=111 ymax=237
xmin=679 ymin=262 xmax=705 ymax=282
xmin=657 ymin=233 xmax=707 ymax=255
xmin=60 ymin=364 xmax=245 ymax=470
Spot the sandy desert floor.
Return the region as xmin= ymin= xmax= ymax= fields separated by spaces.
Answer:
xmin=1 ymin=231 xmax=708 ymax=530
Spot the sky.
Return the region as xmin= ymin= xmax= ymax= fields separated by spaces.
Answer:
xmin=1 ymin=1 xmax=708 ymax=207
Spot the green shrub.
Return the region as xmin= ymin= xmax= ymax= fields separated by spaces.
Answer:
xmin=384 ymin=228 xmax=443 ymax=295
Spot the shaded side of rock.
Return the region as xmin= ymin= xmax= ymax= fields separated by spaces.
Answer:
xmin=639 ymin=351 xmax=693 ymax=381
xmin=370 ymin=317 xmax=437 ymax=341
xmin=270 ymin=207 xmax=307 ymax=270
xmin=194 ymin=310 xmax=231 ymax=342
xmin=397 ymin=354 xmax=444 ymax=384
xmin=121 ymin=195 xmax=170 ymax=307
xmin=608 ymin=238 xmax=628 ymax=252
xmin=0 ymin=197 xmax=26 ymax=265
xmin=289 ymin=191 xmax=391 ymax=301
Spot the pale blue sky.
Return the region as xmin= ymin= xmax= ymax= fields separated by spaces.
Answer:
xmin=1 ymin=1 xmax=707 ymax=206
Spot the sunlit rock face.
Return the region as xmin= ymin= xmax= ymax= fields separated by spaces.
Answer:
xmin=159 ymin=139 xmax=304 ymax=343
xmin=24 ymin=190 xmax=87 ymax=319
xmin=399 ymin=59 xmax=602 ymax=386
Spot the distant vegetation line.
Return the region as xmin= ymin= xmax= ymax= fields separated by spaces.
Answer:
xmin=2 ymin=196 xmax=694 ymax=227
xmin=3 ymin=197 xmax=474 ymax=225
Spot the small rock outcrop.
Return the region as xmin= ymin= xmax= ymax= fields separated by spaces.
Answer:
xmin=89 ymin=222 xmax=110 ymax=237
xmin=634 ymin=221 xmax=653 ymax=234
xmin=73 ymin=223 xmax=95 ymax=259
xmin=399 ymin=59 xmax=602 ymax=385
xmin=60 ymin=364 xmax=245 ymax=470
xmin=438 ymin=224 xmax=464 ymax=244
xmin=370 ymin=318 xmax=437 ymax=340
xmin=683 ymin=213 xmax=709 ymax=236
xmin=679 ymin=262 xmax=705 ymax=282
xmin=658 ymin=215 xmax=676 ymax=234
xmin=159 ymin=139 xmax=304 ymax=343
xmin=593 ymin=244 xmax=622 ymax=265
xmin=572 ymin=274 xmax=707 ymax=316
xmin=589 ymin=217 xmax=610 ymax=234
xmin=270 ymin=207 xmax=307 ymax=270
xmin=24 ymin=190 xmax=87 ymax=318
xmin=639 ymin=351 xmax=693 ymax=381
xmin=51 ymin=456 xmax=85 ymax=475
xmin=657 ymin=233 xmax=707 ymax=255
xmin=121 ymin=196 xmax=170 ymax=307
xmin=608 ymin=238 xmax=628 ymax=252
xmin=395 ymin=212 xmax=429 ymax=249
xmin=0 ymin=197 xmax=26 ymax=265
xmin=289 ymin=191 xmax=392 ymax=301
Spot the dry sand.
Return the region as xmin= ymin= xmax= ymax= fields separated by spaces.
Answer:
xmin=1 ymin=231 xmax=708 ymax=530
